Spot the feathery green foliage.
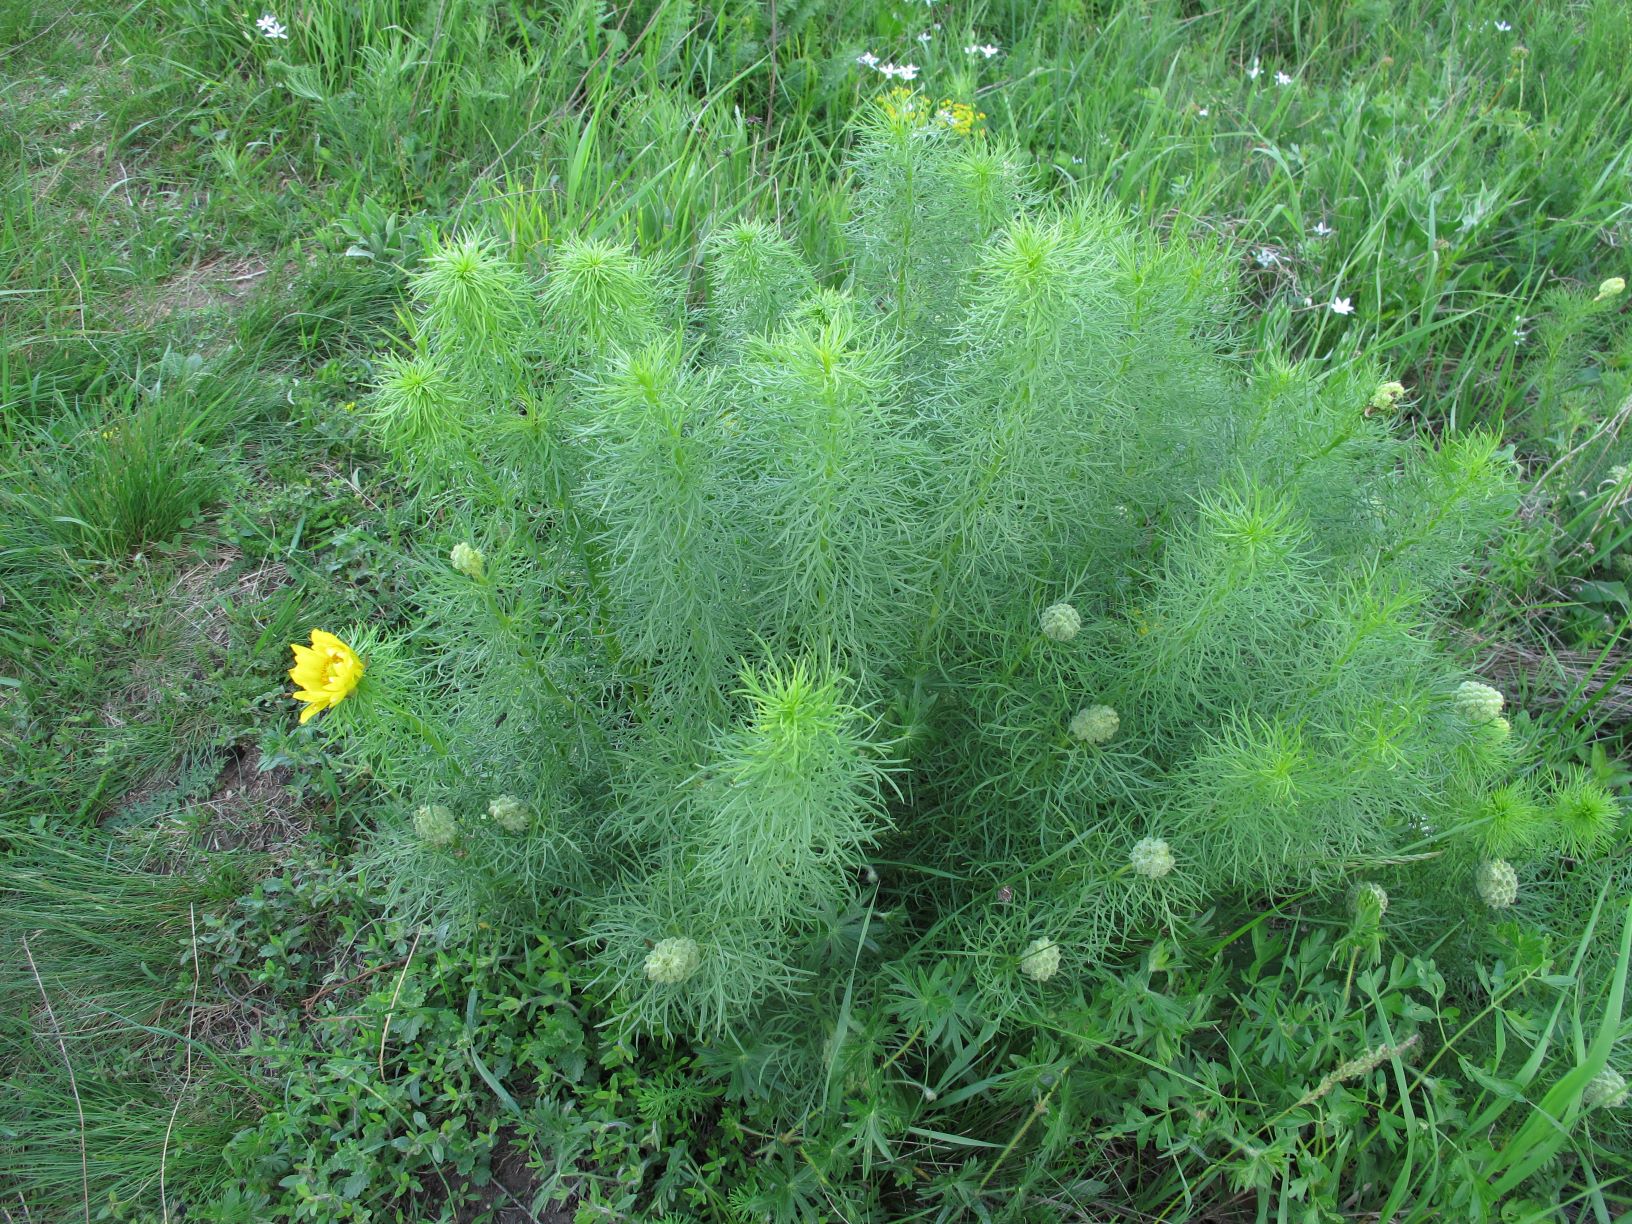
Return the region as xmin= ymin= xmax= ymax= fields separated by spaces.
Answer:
xmin=324 ymin=102 xmax=1559 ymax=1078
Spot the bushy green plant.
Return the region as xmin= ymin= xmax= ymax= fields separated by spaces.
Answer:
xmin=257 ymin=96 xmax=1632 ymax=1214
xmin=323 ymin=97 xmax=1590 ymax=1028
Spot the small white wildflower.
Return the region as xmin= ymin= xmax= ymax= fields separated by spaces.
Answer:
xmin=978 ymin=43 xmax=999 ymax=57
xmin=878 ymin=62 xmax=899 ymax=77
xmin=1475 ymin=859 xmax=1519 ymax=909
xmin=1494 ymin=20 xmax=1512 ymax=32
xmin=896 ymin=63 xmax=920 ymax=81
xmin=857 ymin=51 xmax=880 ymax=68
xmin=917 ymin=31 xmax=932 ymax=43
xmin=644 ymin=937 xmax=702 ymax=984
xmin=1246 ymin=57 xmax=1262 ymax=80
xmin=1197 ymin=106 xmax=1209 ymax=118
xmin=1069 ymin=705 xmax=1120 ymax=745
xmin=1313 ymin=220 xmax=1334 ymax=237
xmin=1071 ymin=155 xmax=1085 ymax=165
xmin=1039 ymin=602 xmax=1082 ymax=642
xmin=1019 ymin=938 xmax=1061 ymax=982
xmin=1275 ymin=70 xmax=1293 ymax=85
xmin=255 ymin=12 xmax=288 ymax=39
xmin=1255 ymin=247 xmax=1278 ymax=267
xmin=1129 ymin=838 xmax=1175 ymax=879
xmin=1329 ymin=296 xmax=1354 ymax=316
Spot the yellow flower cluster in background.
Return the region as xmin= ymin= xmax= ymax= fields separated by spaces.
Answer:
xmin=288 ymin=629 xmax=364 ymax=723
xmin=935 ymin=100 xmax=984 ymax=136
xmin=879 ymin=87 xmax=985 ymax=136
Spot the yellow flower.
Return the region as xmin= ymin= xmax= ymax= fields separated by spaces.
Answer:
xmin=880 ymin=86 xmax=928 ymax=127
xmin=935 ymin=100 xmax=985 ymax=136
xmin=288 ymin=629 xmax=364 ymax=724
xmin=878 ymin=88 xmax=985 ymax=137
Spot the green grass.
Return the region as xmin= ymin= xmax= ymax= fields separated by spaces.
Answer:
xmin=3 ymin=0 xmax=1631 ymax=1218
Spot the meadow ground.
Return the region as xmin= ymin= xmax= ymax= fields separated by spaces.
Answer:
xmin=3 ymin=1 xmax=1632 ymax=1220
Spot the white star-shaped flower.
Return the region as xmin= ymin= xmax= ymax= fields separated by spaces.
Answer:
xmin=1246 ymin=57 xmax=1262 ymax=79
xmin=1255 ymin=248 xmax=1278 ymax=267
xmin=896 ymin=63 xmax=920 ymax=80
xmin=256 ymin=12 xmax=288 ymax=38
xmin=1495 ymin=20 xmax=1512 ymax=31
xmin=857 ymin=51 xmax=880 ymax=68
xmin=1313 ymin=221 xmax=1334 ymax=238
xmin=1329 ymin=296 xmax=1354 ymax=315
xmin=917 ymin=31 xmax=932 ymax=43
xmin=1275 ymin=70 xmax=1293 ymax=85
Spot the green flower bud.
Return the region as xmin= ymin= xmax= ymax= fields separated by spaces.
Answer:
xmin=644 ymin=937 xmax=701 ymax=985
xmin=487 ymin=794 xmax=529 ymax=832
xmin=1453 ymin=680 xmax=1504 ymax=724
xmin=1129 ymin=837 xmax=1174 ymax=879
xmin=1350 ymin=881 xmax=1389 ymax=918
xmin=450 ymin=542 xmax=485 ymax=579
xmin=1585 ymin=1067 xmax=1629 ymax=1110
xmin=412 ymin=803 xmax=457 ymax=848
xmin=1040 ymin=602 xmax=1081 ymax=642
xmin=1595 ymin=276 xmax=1626 ymax=303
xmin=1475 ymin=859 xmax=1519 ymax=909
xmin=1069 ymin=704 xmax=1119 ymax=744
xmin=1018 ymin=937 xmax=1061 ymax=982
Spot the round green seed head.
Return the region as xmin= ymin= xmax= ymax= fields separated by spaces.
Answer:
xmin=1585 ymin=1067 xmax=1629 ymax=1110
xmin=450 ymin=542 xmax=485 ymax=579
xmin=487 ymin=794 xmax=529 ymax=832
xmin=1369 ymin=380 xmax=1406 ymax=411
xmin=1070 ymin=704 xmax=1120 ymax=744
xmin=644 ymin=937 xmax=702 ymax=985
xmin=1454 ymin=680 xmax=1505 ymax=724
xmin=412 ymin=803 xmax=458 ymax=848
xmin=1129 ymin=837 xmax=1175 ymax=879
xmin=1475 ymin=859 xmax=1519 ymax=909
xmin=1040 ymin=602 xmax=1081 ymax=642
xmin=1019 ymin=937 xmax=1061 ymax=982
xmin=1350 ymin=881 xmax=1389 ymax=918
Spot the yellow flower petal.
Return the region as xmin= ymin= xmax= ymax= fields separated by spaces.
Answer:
xmin=288 ymin=629 xmax=365 ymax=723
